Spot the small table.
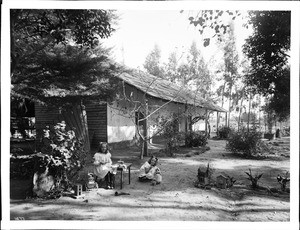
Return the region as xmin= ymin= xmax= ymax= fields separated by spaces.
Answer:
xmin=115 ymin=163 xmax=132 ymax=189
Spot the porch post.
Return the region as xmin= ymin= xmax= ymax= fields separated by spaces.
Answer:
xmin=143 ymin=99 xmax=148 ymax=156
xmin=205 ymin=109 xmax=208 ymax=136
xmin=216 ymin=111 xmax=219 ymax=136
xmin=185 ymin=103 xmax=188 ymax=133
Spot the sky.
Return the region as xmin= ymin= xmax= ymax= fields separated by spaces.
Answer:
xmin=103 ymin=10 xmax=252 ymax=70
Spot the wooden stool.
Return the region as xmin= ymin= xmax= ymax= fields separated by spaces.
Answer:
xmin=73 ymin=183 xmax=85 ymax=199
xmin=117 ymin=163 xmax=132 ymax=189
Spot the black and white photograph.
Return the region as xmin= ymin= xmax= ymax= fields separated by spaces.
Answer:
xmin=1 ymin=0 xmax=299 ymax=229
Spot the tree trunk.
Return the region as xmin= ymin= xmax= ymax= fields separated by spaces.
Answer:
xmin=205 ymin=109 xmax=208 ymax=136
xmin=185 ymin=104 xmax=188 ymax=133
xmin=144 ymin=99 xmax=149 ymax=157
xmin=267 ymin=113 xmax=273 ymax=133
xmin=237 ymin=91 xmax=244 ymax=131
xmin=221 ymin=83 xmax=226 ymax=127
xmin=138 ymin=99 xmax=149 ymax=159
xmin=216 ymin=112 xmax=219 ymax=135
xmin=247 ymin=94 xmax=252 ymax=132
xmin=227 ymin=85 xmax=232 ymax=128
xmin=140 ymin=141 xmax=144 ymax=160
xmin=143 ymin=137 xmax=148 ymax=158
xmin=258 ymin=96 xmax=261 ymax=132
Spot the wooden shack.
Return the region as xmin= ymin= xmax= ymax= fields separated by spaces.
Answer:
xmin=35 ymin=67 xmax=227 ymax=151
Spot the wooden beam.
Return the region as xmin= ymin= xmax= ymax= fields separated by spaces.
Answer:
xmin=205 ymin=109 xmax=208 ymax=136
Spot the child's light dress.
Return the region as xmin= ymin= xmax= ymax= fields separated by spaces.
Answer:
xmin=139 ymin=161 xmax=162 ymax=183
xmin=93 ymin=152 xmax=116 ymax=179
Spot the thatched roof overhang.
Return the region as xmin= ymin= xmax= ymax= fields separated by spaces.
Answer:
xmin=28 ymin=63 xmax=226 ymax=113
xmin=118 ymin=69 xmax=227 ymax=113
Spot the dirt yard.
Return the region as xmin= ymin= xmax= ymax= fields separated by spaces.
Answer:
xmin=10 ymin=137 xmax=290 ymax=221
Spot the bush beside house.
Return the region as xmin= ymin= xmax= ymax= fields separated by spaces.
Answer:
xmin=226 ymin=129 xmax=268 ymax=157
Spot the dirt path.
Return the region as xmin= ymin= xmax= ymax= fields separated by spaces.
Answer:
xmin=10 ymin=138 xmax=290 ymax=221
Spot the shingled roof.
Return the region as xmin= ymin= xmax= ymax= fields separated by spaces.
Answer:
xmin=119 ymin=68 xmax=227 ymax=113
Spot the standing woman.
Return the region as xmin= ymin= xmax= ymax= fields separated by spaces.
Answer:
xmin=93 ymin=142 xmax=116 ymax=189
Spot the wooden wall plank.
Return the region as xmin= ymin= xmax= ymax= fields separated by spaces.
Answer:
xmin=86 ymin=103 xmax=107 ymax=149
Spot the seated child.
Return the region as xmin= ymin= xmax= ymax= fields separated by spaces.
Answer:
xmin=93 ymin=142 xmax=116 ymax=189
xmin=138 ymin=156 xmax=162 ymax=185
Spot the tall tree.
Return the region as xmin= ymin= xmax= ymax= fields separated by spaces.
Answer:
xmin=186 ymin=41 xmax=212 ymax=98
xmin=243 ymin=11 xmax=290 ymax=121
xmin=164 ymin=42 xmax=212 ymax=98
xmin=11 ymin=9 xmax=119 ymax=150
xmin=164 ymin=51 xmax=180 ymax=83
xmin=11 ymin=9 xmax=116 ymax=76
xmin=143 ymin=44 xmax=164 ymax=78
xmin=12 ymin=44 xmax=120 ymax=104
xmin=218 ymin=23 xmax=239 ymax=127
xmin=10 ymin=9 xmax=120 ymax=197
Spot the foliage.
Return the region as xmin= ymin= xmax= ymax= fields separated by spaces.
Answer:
xmin=277 ymin=172 xmax=290 ymax=192
xmin=265 ymin=68 xmax=290 ymax=121
xmin=143 ymin=44 xmax=165 ymax=78
xmin=218 ymin=23 xmax=240 ymax=126
xmin=163 ymin=51 xmax=181 ymax=83
xmin=282 ymin=127 xmax=290 ymax=137
xmin=221 ymin=23 xmax=239 ymax=81
xmin=173 ymin=42 xmax=212 ymax=98
xmin=12 ymin=43 xmax=121 ymax=106
xmin=245 ymin=169 xmax=263 ymax=189
xmin=180 ymin=41 xmax=213 ymax=98
xmin=186 ymin=10 xmax=290 ymax=121
xmin=10 ymin=121 xmax=87 ymax=197
xmin=184 ymin=10 xmax=241 ymax=47
xmin=226 ymin=128 xmax=264 ymax=157
xmin=11 ymin=9 xmax=116 ymax=75
xmin=226 ymin=176 xmax=237 ymax=188
xmin=10 ymin=9 xmax=120 ymax=154
xmin=11 ymin=9 xmax=120 ymax=108
xmin=217 ymin=126 xmax=232 ymax=139
xmin=143 ymin=42 xmax=213 ymax=98
xmin=243 ymin=11 xmax=290 ymax=121
xmin=160 ymin=115 xmax=184 ymax=156
xmin=240 ymin=111 xmax=257 ymax=123
xmin=36 ymin=121 xmax=87 ymax=192
xmin=185 ymin=131 xmax=207 ymax=147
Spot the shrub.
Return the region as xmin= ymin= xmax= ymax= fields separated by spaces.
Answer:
xmin=160 ymin=115 xmax=185 ymax=156
xmin=185 ymin=131 xmax=207 ymax=147
xmin=217 ymin=126 xmax=232 ymax=139
xmin=226 ymin=129 xmax=264 ymax=157
xmin=39 ymin=121 xmax=87 ymax=181
xmin=282 ymin=127 xmax=290 ymax=137
xmin=28 ymin=121 xmax=87 ymax=198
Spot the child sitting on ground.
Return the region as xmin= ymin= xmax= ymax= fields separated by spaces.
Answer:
xmin=138 ymin=156 xmax=162 ymax=185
